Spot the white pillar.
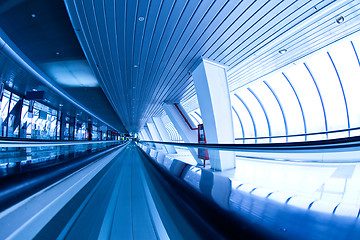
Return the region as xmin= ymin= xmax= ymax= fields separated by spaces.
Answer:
xmin=191 ymin=58 xmax=235 ymax=170
xmin=144 ymin=126 xmax=152 ymax=140
xmin=163 ymin=103 xmax=197 ymax=143
xmin=163 ymin=103 xmax=202 ymax=165
xmin=153 ymin=117 xmax=177 ymax=154
xmin=146 ymin=121 xmax=165 ymax=151
xmin=139 ymin=131 xmax=146 ymax=140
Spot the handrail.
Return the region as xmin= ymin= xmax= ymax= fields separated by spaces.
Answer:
xmin=0 ymin=140 xmax=123 ymax=147
xmin=140 ymin=135 xmax=360 ymax=151
xmin=234 ymin=126 xmax=360 ymax=141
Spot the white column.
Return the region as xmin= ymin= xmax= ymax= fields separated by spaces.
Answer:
xmin=146 ymin=121 xmax=165 ymax=151
xmin=191 ymin=58 xmax=235 ymax=170
xmin=142 ymin=129 xmax=149 ymax=140
xmin=163 ymin=103 xmax=197 ymax=143
xmin=163 ymin=103 xmax=202 ymax=165
xmin=144 ymin=126 xmax=153 ymax=140
xmin=138 ymin=131 xmax=143 ymax=140
xmin=153 ymin=117 xmax=176 ymax=154
xmin=138 ymin=131 xmax=145 ymax=140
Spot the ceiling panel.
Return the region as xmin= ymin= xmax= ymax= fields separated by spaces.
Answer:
xmin=64 ymin=0 xmax=360 ymax=132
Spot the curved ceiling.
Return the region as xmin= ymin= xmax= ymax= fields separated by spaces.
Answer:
xmin=65 ymin=0 xmax=360 ymax=133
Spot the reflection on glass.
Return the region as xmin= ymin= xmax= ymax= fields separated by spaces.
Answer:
xmin=0 ymin=140 xmax=123 ymax=177
xmin=0 ymin=90 xmax=11 ymax=137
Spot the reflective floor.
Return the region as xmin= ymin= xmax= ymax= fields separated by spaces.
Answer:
xmin=140 ymin=142 xmax=360 ymax=240
xmin=2 ymin=141 xmax=360 ymax=240
xmin=150 ymin=143 xmax=360 ymax=217
xmin=0 ymin=143 xmax=220 ymax=240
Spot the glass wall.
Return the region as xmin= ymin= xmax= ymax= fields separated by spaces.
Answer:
xmin=231 ymin=32 xmax=360 ymax=143
xmin=0 ymin=89 xmax=11 ymax=137
xmin=180 ymin=32 xmax=360 ymax=144
xmin=0 ymin=88 xmax=120 ymax=141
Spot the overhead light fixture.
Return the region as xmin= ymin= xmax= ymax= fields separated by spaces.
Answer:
xmin=336 ymin=16 xmax=344 ymax=24
xmin=134 ymin=64 xmax=138 ymax=68
xmin=278 ymin=49 xmax=287 ymax=54
xmin=56 ymin=52 xmax=60 ymax=55
xmin=59 ymin=104 xmax=63 ymax=107
xmin=31 ymin=13 xmax=36 ymax=18
xmin=138 ymin=16 xmax=145 ymax=22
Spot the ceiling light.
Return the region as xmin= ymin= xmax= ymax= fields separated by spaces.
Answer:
xmin=278 ymin=49 xmax=287 ymax=54
xmin=134 ymin=65 xmax=138 ymax=68
xmin=31 ymin=13 xmax=36 ymax=18
xmin=138 ymin=16 xmax=145 ymax=22
xmin=336 ymin=16 xmax=344 ymax=24
xmin=59 ymin=104 xmax=63 ymax=107
xmin=56 ymin=52 xmax=60 ymax=55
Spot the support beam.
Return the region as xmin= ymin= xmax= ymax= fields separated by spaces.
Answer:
xmin=141 ymin=129 xmax=149 ymax=140
xmin=153 ymin=117 xmax=176 ymax=154
xmin=191 ymin=58 xmax=235 ymax=170
xmin=163 ymin=103 xmax=202 ymax=165
xmin=138 ymin=131 xmax=144 ymax=140
xmin=163 ymin=103 xmax=197 ymax=143
xmin=144 ymin=126 xmax=152 ymax=140
xmin=146 ymin=121 xmax=165 ymax=151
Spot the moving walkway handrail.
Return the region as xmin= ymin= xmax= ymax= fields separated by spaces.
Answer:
xmin=0 ymin=140 xmax=122 ymax=147
xmin=140 ymin=135 xmax=360 ymax=151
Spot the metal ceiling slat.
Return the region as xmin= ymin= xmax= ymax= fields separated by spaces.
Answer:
xmin=125 ymin=0 xmax=138 ymax=114
xmin=220 ymin=1 xmax=315 ymax=64
xmin=139 ymin=0 xmax=188 ymax=107
xmin=207 ymin=1 xmax=272 ymax=60
xmin=225 ymin=0 xmax=335 ymax=70
xmin=227 ymin=1 xmax=357 ymax=84
xmin=147 ymin=0 xmax=231 ymax=106
xmin=94 ymin=0 xmax=124 ymax=110
xmin=154 ymin=1 xmax=260 ymax=107
xmin=134 ymin=1 xmax=188 ymax=127
xmin=66 ymin=0 xmax=126 ymax=128
xmin=85 ymin=0 xmax=128 ymax=124
xmin=136 ymin=1 xmax=177 ymax=119
xmin=228 ymin=2 xmax=360 ymax=91
xmin=135 ymin=0 xmax=203 ymax=123
xmin=136 ymin=0 xmax=177 ymax=125
xmin=133 ymin=0 xmax=150 ymax=124
xmin=141 ymin=1 xmax=226 ymax=119
xmin=135 ymin=0 xmax=164 ymax=123
xmin=106 ymin=1 xmax=129 ymax=121
xmin=217 ymin=0 xmax=288 ymax=62
xmin=201 ymin=1 xmax=257 ymax=58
